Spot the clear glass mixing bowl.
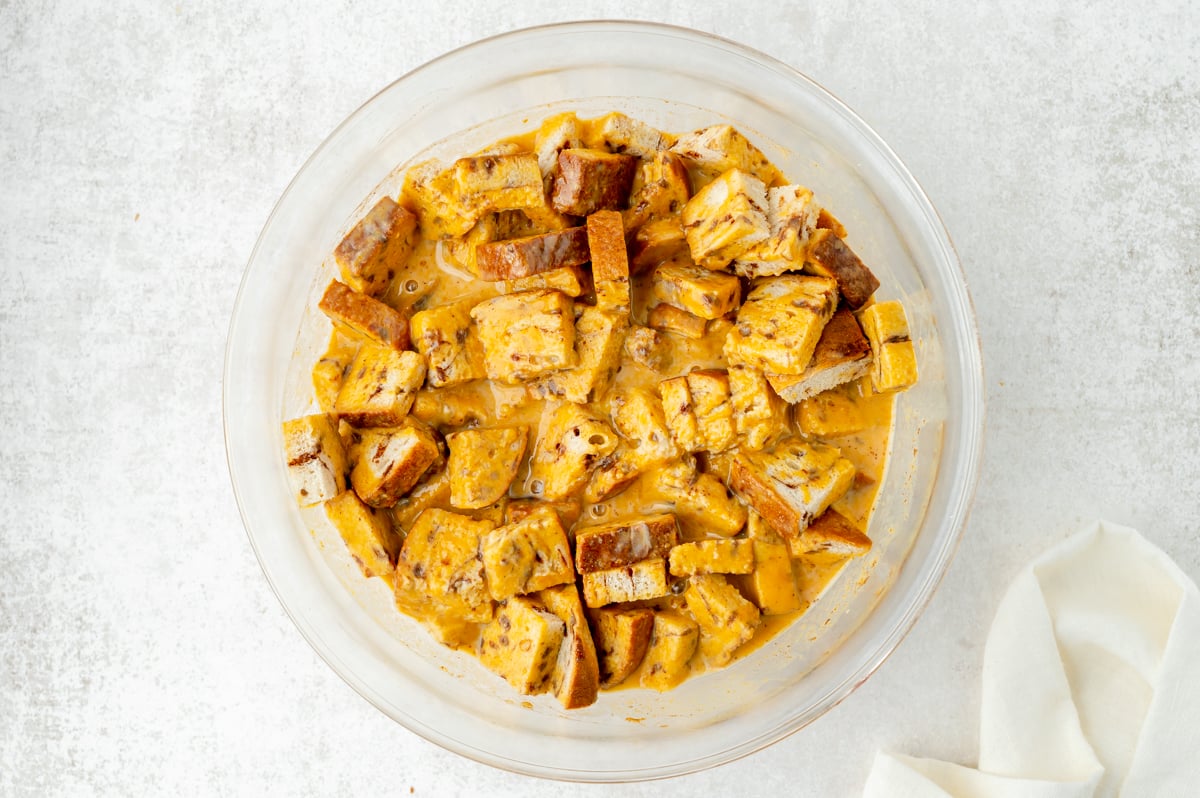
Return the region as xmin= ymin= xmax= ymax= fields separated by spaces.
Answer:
xmin=224 ymin=20 xmax=984 ymax=782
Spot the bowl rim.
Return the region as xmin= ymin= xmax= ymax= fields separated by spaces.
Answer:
xmin=223 ymin=18 xmax=985 ymax=782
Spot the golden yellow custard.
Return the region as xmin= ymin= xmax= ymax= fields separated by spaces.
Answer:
xmin=280 ymin=111 xmax=919 ymax=709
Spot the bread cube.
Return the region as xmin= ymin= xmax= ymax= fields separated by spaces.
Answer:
xmin=529 ymin=306 xmax=625 ymax=404
xmin=591 ymin=607 xmax=654 ymax=687
xmin=668 ymin=539 xmax=754 ymax=577
xmin=647 ymin=303 xmax=707 ymax=340
xmin=650 ymin=260 xmax=741 ymax=320
xmin=481 ymin=507 xmax=574 ymax=600
xmin=475 ymin=226 xmax=591 ymax=281
xmin=467 ymin=496 xmax=510 ymax=527
xmin=586 ymin=388 xmax=678 ymax=499
xmin=390 ymin=467 xmax=451 ymax=533
xmin=409 ymin=299 xmax=486 ymax=388
xmin=498 ymin=201 xmax=576 ymax=238
xmin=858 ymin=300 xmax=918 ymax=393
xmin=670 ymin=124 xmax=784 ymax=186
xmin=639 ymin=611 xmax=699 ymax=692
xmin=334 ymin=345 xmax=426 ymax=428
xmin=446 ymin=204 xmax=576 ymax=272
xmin=446 ymin=426 xmax=528 ymax=509
xmin=479 ymin=596 xmax=566 ymax=695
xmin=349 ymin=420 xmax=441 ymax=508
xmin=630 ymin=217 xmax=688 ymax=274
xmin=733 ymin=184 xmax=820 ymax=279
xmin=528 ymin=403 xmax=619 ymax=500
xmin=283 ymin=413 xmax=348 ymax=506
xmin=550 ymin=148 xmax=636 ymax=216
xmin=439 ymin=213 xmax=501 ymax=275
xmin=804 ymin=228 xmax=880 ymax=309
xmin=471 ymin=289 xmax=577 ymax=384
xmin=874 ymin=339 xmax=918 ymax=394
xmin=453 ymin=153 xmax=544 ymax=214
xmin=409 ymin=383 xmax=494 ymax=430
xmin=792 ymin=507 xmax=872 ymax=561
xmin=583 ymin=446 xmax=643 ymax=503
xmin=538 ymin=583 xmax=600 ymax=709
xmin=333 ymin=196 xmax=418 ymax=297
xmin=401 ymin=159 xmax=478 ymax=240
xmin=533 ymin=112 xmax=583 ymax=179
xmin=311 ymin=332 xmax=357 ymax=414
xmin=683 ymin=370 xmax=737 ymax=453
xmin=313 ymin=358 xmax=344 ymax=414
xmin=587 ymin=210 xmax=632 ymax=314
xmin=658 ymin=376 xmax=701 ymax=451
xmin=728 ymin=365 xmax=788 ymax=451
xmin=620 ymin=329 xmax=663 ymax=373
xmin=505 ymin=497 xmax=583 ymax=530
xmin=593 ymin=112 xmax=669 ymax=158
xmin=680 ymin=168 xmax=770 ymax=269
xmin=610 ymin=387 xmax=680 ymax=466
xmin=655 ymin=460 xmax=747 ymax=537
xmin=505 ymin=264 xmax=587 ymax=297
xmin=659 ymin=370 xmax=736 ymax=454
xmin=766 ymin=308 xmax=872 ymax=403
xmin=797 ymin=389 xmax=867 ymax=438
xmin=734 ymin=537 xmax=803 ymax=615
xmin=318 ymin=281 xmax=410 ymax=350
xmin=623 ymin=151 xmax=691 ymax=231
xmin=728 ymin=437 xmax=856 ymax=542
xmin=683 ymin=574 xmax=761 ymax=667
xmin=323 ymin=490 xmax=401 ymax=579
xmin=581 ymin=558 xmax=670 ymax=608
xmin=395 ymin=508 xmax=496 ymax=623
xmin=575 ymin=513 xmax=679 ymax=573
xmin=723 ymin=275 xmax=839 ymax=375
xmin=858 ymin=299 xmax=909 ymax=347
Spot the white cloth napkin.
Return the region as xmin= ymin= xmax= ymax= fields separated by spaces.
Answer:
xmin=863 ymin=521 xmax=1200 ymax=797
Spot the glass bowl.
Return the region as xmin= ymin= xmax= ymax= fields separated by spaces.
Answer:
xmin=224 ymin=20 xmax=984 ymax=782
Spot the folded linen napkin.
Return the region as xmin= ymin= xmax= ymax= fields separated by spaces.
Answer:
xmin=862 ymin=521 xmax=1200 ymax=797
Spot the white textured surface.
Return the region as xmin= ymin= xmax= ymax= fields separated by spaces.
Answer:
xmin=1 ymin=2 xmax=1196 ymax=796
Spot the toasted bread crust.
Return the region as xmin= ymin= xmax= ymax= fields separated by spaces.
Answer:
xmin=586 ymin=210 xmax=632 ymax=314
xmin=729 ymin=454 xmax=800 ymax=538
xmin=538 ymin=584 xmax=600 ymax=709
xmin=816 ymin=207 xmax=847 ymax=238
xmin=333 ymin=196 xmax=417 ymax=297
xmin=551 ymin=148 xmax=637 ymax=216
xmin=795 ymin=507 xmax=872 ymax=557
xmin=805 ymin=228 xmax=880 ymax=309
xmin=586 ymin=210 xmax=629 ymax=284
xmin=811 ymin=307 xmax=871 ymax=368
xmin=475 ymin=226 xmax=590 ymax=281
xmin=318 ymin=280 xmax=410 ymax=350
xmin=575 ymin=514 xmax=679 ymax=573
xmin=592 ymin=607 xmax=654 ymax=687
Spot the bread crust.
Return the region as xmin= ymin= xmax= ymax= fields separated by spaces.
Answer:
xmin=575 ymin=514 xmax=679 ymax=573
xmin=729 ymin=454 xmax=800 ymax=538
xmin=475 ymin=226 xmax=590 ymax=281
xmin=318 ymin=280 xmax=410 ymax=350
xmin=805 ymin=228 xmax=880 ymax=309
xmin=551 ymin=148 xmax=637 ymax=216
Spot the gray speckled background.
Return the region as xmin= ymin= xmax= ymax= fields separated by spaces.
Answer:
xmin=1 ymin=2 xmax=1197 ymax=795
